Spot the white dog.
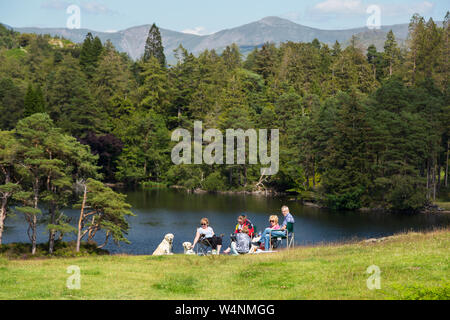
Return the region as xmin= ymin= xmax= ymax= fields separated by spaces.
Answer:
xmin=152 ymin=233 xmax=174 ymax=255
xmin=183 ymin=242 xmax=195 ymax=255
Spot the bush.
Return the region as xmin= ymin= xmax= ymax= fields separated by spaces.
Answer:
xmin=389 ymin=283 xmax=450 ymax=300
xmin=326 ymin=188 xmax=364 ymax=210
xmin=202 ymin=172 xmax=226 ymax=192
xmin=0 ymin=241 xmax=109 ymax=259
xmin=387 ymin=175 xmax=427 ymax=211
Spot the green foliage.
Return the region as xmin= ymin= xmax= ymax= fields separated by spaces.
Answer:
xmin=0 ymin=77 xmax=23 ymax=130
xmin=166 ymin=164 xmax=202 ymax=191
xmin=0 ymin=24 xmax=19 ymax=49
xmin=203 ymin=171 xmax=226 ymax=192
xmin=389 ymin=283 xmax=450 ymax=300
xmin=326 ymin=188 xmax=364 ymax=210
xmin=23 ymin=84 xmax=45 ymax=117
xmin=0 ymin=241 xmax=109 ymax=259
xmin=80 ymin=33 xmax=103 ymax=78
xmin=0 ymin=12 xmax=447 ymax=212
xmin=75 ymin=178 xmax=134 ymax=246
xmin=144 ymin=23 xmax=166 ymax=67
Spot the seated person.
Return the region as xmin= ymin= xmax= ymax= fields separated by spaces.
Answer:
xmin=260 ymin=215 xmax=284 ymax=251
xmin=234 ymin=214 xmax=255 ymax=238
xmin=224 ymin=226 xmax=251 ymax=255
xmin=279 ymin=205 xmax=295 ymax=233
xmin=191 ymin=217 xmax=222 ymax=254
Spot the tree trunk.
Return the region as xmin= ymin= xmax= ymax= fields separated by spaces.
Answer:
xmin=312 ymin=156 xmax=316 ymax=188
xmin=31 ymin=215 xmax=37 ymax=255
xmin=0 ymin=170 xmax=11 ymax=246
xmin=426 ymin=160 xmax=430 ymax=199
xmin=438 ymin=164 xmax=441 ymax=189
xmin=432 ymin=163 xmax=436 ymax=201
xmin=0 ymin=201 xmax=6 ymax=246
xmin=48 ymin=202 xmax=56 ymax=254
xmin=445 ymin=140 xmax=449 ymax=187
xmin=31 ymin=179 xmax=39 ymax=255
xmin=76 ymin=184 xmax=87 ymax=252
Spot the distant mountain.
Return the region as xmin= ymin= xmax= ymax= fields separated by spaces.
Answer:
xmin=7 ymin=16 xmax=430 ymax=62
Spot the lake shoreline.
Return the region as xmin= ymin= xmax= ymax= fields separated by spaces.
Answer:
xmin=168 ymin=185 xmax=450 ymax=214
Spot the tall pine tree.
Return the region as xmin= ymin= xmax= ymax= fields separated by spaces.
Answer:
xmin=143 ymin=23 xmax=166 ymax=67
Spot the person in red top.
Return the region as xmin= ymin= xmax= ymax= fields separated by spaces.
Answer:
xmin=234 ymin=215 xmax=255 ymax=238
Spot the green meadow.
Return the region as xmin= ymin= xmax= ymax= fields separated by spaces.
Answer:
xmin=0 ymin=229 xmax=448 ymax=300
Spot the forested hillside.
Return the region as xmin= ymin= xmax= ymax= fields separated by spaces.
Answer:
xmin=0 ymin=12 xmax=449 ymax=211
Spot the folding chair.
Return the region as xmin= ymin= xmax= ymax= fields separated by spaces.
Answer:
xmin=270 ymin=222 xmax=295 ymax=250
xmin=196 ymin=235 xmax=213 ymax=255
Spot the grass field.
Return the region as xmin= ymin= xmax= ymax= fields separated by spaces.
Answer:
xmin=435 ymin=201 xmax=450 ymax=210
xmin=0 ymin=229 xmax=448 ymax=300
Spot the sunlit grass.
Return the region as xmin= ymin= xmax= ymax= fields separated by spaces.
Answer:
xmin=435 ymin=201 xmax=450 ymax=210
xmin=0 ymin=229 xmax=448 ymax=300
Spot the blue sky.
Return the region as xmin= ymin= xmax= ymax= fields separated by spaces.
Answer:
xmin=0 ymin=0 xmax=448 ymax=33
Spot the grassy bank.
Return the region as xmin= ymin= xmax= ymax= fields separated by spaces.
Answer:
xmin=0 ymin=229 xmax=448 ymax=300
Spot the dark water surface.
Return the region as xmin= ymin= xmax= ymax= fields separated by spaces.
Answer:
xmin=3 ymin=188 xmax=449 ymax=254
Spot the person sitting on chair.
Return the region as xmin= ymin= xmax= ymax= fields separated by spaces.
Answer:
xmin=259 ymin=215 xmax=282 ymax=251
xmin=234 ymin=215 xmax=255 ymax=238
xmin=224 ymin=226 xmax=251 ymax=255
xmin=261 ymin=205 xmax=295 ymax=251
xmin=191 ymin=217 xmax=222 ymax=254
xmin=279 ymin=205 xmax=295 ymax=233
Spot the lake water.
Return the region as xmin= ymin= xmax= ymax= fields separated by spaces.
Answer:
xmin=3 ymin=188 xmax=449 ymax=254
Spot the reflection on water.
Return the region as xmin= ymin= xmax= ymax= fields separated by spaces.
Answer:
xmin=3 ymin=188 xmax=449 ymax=254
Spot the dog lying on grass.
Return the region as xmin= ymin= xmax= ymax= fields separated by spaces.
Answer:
xmin=152 ymin=233 xmax=174 ymax=255
xmin=183 ymin=242 xmax=195 ymax=255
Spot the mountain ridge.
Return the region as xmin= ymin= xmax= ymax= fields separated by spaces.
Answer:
xmin=3 ymin=16 xmax=431 ymax=62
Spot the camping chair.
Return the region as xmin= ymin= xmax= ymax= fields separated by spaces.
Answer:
xmin=251 ymin=225 xmax=258 ymax=239
xmin=270 ymin=222 xmax=295 ymax=250
xmin=196 ymin=235 xmax=213 ymax=255
xmin=196 ymin=234 xmax=224 ymax=255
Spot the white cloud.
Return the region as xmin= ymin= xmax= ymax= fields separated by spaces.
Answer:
xmin=312 ymin=0 xmax=365 ymax=15
xmin=41 ymin=0 xmax=115 ymax=15
xmin=181 ymin=26 xmax=210 ymax=36
xmin=308 ymin=0 xmax=435 ymax=17
xmin=81 ymin=2 xmax=114 ymax=15
xmin=382 ymin=1 xmax=435 ymax=17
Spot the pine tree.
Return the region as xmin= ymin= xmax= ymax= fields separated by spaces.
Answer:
xmin=138 ymin=56 xmax=170 ymax=113
xmin=74 ymin=179 xmax=134 ymax=251
xmin=367 ymin=44 xmax=384 ymax=80
xmin=23 ymin=84 xmax=45 ymax=117
xmin=23 ymin=84 xmax=35 ymax=117
xmin=407 ymin=14 xmax=426 ymax=84
xmin=0 ymin=78 xmax=24 ymax=130
xmin=0 ymin=131 xmax=20 ymax=245
xmin=321 ymin=90 xmax=371 ymax=209
xmin=143 ymin=23 xmax=166 ymax=67
xmin=80 ymin=33 xmax=103 ymax=78
xmin=383 ymin=30 xmax=401 ymax=77
xmin=47 ymin=55 xmax=105 ymax=137
xmin=221 ymin=44 xmax=242 ymax=69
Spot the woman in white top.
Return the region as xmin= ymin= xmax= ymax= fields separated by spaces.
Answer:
xmin=191 ymin=217 xmax=222 ymax=254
